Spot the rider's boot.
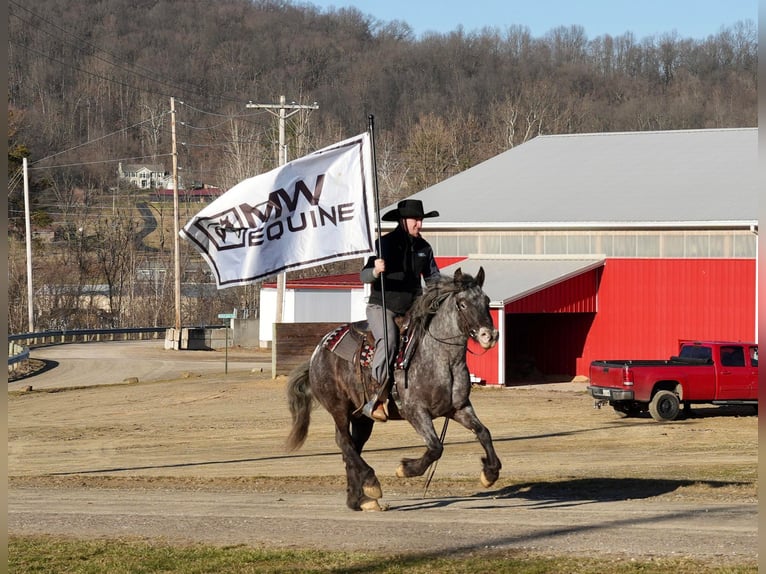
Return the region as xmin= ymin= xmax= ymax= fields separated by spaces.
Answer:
xmin=362 ymin=383 xmax=388 ymax=422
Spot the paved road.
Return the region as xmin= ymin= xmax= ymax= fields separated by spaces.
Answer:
xmin=9 ymin=340 xmax=272 ymax=390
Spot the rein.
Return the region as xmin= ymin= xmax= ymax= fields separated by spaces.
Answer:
xmin=422 ymin=417 xmax=450 ymax=498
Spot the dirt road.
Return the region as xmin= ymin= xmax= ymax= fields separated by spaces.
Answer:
xmin=7 ymin=340 xmax=272 ymax=390
xmin=8 ymin=342 xmax=758 ymax=564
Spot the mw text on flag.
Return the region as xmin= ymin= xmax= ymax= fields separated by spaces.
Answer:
xmin=180 ymin=133 xmax=376 ymax=288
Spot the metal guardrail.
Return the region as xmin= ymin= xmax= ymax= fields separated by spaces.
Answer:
xmin=9 ymin=326 xmax=168 ymax=346
xmin=8 ymin=325 xmax=227 ymax=347
xmin=8 ymin=342 xmax=29 ymax=365
xmin=7 ymin=326 xmax=229 ymax=375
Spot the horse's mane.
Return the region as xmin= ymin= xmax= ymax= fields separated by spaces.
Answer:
xmin=408 ymin=271 xmax=479 ymax=335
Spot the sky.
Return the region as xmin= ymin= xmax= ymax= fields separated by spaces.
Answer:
xmin=304 ymin=0 xmax=757 ymax=40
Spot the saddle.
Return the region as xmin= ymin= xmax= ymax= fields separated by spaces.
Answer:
xmin=321 ymin=318 xmax=419 ymax=415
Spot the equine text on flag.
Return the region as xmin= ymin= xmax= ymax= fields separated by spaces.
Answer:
xmin=180 ymin=133 xmax=376 ymax=288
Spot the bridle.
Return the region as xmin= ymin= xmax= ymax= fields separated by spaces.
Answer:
xmin=423 ymin=290 xmax=492 ymax=355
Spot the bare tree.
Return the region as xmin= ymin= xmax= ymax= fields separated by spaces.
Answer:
xmin=138 ymin=97 xmax=169 ymax=161
xmin=92 ymin=209 xmax=141 ymax=327
xmin=7 ymin=239 xmax=29 ymax=333
xmin=217 ymin=114 xmax=266 ymax=190
xmin=404 ymin=113 xmax=460 ymax=190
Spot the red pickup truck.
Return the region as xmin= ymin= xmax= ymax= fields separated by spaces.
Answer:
xmin=588 ymin=340 xmax=758 ymax=421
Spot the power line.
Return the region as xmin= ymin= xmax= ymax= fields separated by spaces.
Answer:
xmin=30 ymin=115 xmax=171 ymax=165
xmin=8 ymin=0 xmax=225 ymax=102
xmin=28 ymin=154 xmax=175 ymax=171
xmin=10 ymin=1 xmax=173 ymax=80
xmin=179 ymin=101 xmax=269 ymax=119
xmin=20 ymin=105 xmax=273 ymax=173
xmin=8 ymin=7 xmax=318 ymax=193
xmin=8 ymin=37 xmax=182 ymax=102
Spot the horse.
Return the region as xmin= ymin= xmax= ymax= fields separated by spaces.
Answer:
xmin=285 ymin=267 xmax=501 ymax=511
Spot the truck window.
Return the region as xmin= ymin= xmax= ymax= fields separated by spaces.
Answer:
xmin=720 ymin=345 xmax=746 ymax=367
xmin=749 ymin=346 xmax=758 ymax=367
xmin=679 ymin=345 xmax=712 ymax=362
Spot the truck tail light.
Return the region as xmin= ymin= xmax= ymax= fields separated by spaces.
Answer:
xmin=622 ymin=365 xmax=634 ymax=386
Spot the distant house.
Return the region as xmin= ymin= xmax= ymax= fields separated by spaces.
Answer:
xmin=117 ymin=162 xmax=168 ymax=189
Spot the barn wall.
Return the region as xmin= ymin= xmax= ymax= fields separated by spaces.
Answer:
xmin=577 ymin=258 xmax=756 ymax=374
xmin=506 ymin=269 xmax=599 ymax=313
xmin=499 ymin=258 xmax=756 ymax=381
xmin=466 ymin=308 xmax=501 ymax=384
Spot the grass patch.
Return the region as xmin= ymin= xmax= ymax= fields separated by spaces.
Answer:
xmin=9 ymin=535 xmax=756 ymax=573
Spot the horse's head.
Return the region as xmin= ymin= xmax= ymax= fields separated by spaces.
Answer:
xmin=452 ymin=267 xmax=498 ymax=350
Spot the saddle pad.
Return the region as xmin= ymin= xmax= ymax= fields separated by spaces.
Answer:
xmin=322 ymin=324 xmax=368 ymax=365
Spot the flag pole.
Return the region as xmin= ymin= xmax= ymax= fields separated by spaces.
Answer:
xmin=367 ymin=115 xmax=391 ymax=386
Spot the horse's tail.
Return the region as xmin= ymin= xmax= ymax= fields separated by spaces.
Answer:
xmin=286 ymin=361 xmax=313 ymax=451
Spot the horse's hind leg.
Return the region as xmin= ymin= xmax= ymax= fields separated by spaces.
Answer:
xmin=334 ymin=414 xmax=383 ymax=511
xmin=350 ymin=417 xmax=383 ymax=500
xmin=452 ymin=402 xmax=502 ymax=487
xmin=395 ymin=410 xmax=444 ymax=478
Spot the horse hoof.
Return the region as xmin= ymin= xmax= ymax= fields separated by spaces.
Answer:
xmin=363 ymin=478 xmax=382 ymax=500
xmin=480 ymin=470 xmax=496 ymax=488
xmin=360 ymin=496 xmax=383 ymax=511
xmin=396 ymin=464 xmax=406 ymax=478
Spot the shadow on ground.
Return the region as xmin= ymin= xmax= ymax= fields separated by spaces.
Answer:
xmin=397 ymin=476 xmax=748 ymax=511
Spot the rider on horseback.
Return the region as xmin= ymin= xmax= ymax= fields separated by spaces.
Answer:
xmin=360 ymin=199 xmax=441 ymax=422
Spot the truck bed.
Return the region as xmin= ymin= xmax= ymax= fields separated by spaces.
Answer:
xmin=591 ymin=357 xmax=712 ymax=369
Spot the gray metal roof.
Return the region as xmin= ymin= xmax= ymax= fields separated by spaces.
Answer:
xmin=393 ymin=128 xmax=758 ymax=230
xmin=440 ymin=255 xmax=605 ymax=307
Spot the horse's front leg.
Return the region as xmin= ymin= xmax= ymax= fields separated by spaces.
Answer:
xmin=452 ymin=402 xmax=502 ymax=487
xmin=396 ymin=409 xmax=444 ymax=478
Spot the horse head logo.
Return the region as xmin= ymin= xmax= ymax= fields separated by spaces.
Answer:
xmin=192 ymin=208 xmax=248 ymax=251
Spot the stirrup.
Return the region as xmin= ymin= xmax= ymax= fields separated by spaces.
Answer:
xmin=362 ymin=397 xmax=387 ymax=422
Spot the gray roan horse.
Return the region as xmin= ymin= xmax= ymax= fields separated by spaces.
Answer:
xmin=286 ymin=267 xmax=501 ymax=511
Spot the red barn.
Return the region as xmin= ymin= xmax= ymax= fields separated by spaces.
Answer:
xmin=407 ymin=128 xmax=757 ymax=384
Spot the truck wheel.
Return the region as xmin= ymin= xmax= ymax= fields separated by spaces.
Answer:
xmin=649 ymin=390 xmax=680 ymax=422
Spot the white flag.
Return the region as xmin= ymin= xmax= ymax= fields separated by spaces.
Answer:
xmin=180 ymin=133 xmax=376 ymax=288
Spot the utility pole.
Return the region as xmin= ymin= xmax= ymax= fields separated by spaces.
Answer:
xmin=171 ymin=96 xmax=182 ymax=331
xmin=23 ymin=157 xmax=34 ymax=332
xmin=245 ymin=96 xmax=319 ymax=323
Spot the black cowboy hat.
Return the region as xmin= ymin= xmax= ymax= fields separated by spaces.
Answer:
xmin=381 ymin=199 xmax=440 ymax=221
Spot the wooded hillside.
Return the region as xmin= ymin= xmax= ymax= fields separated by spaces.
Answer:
xmin=7 ymin=0 xmax=758 ymax=333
